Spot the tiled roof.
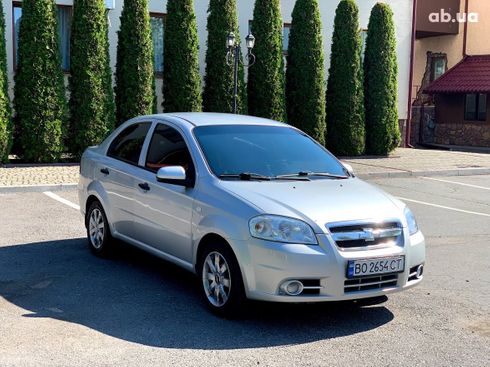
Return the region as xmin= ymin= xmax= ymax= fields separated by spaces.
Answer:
xmin=425 ymin=55 xmax=490 ymax=94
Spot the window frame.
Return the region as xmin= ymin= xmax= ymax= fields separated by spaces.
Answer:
xmin=149 ymin=12 xmax=166 ymax=78
xmin=464 ymin=93 xmax=487 ymax=122
xmin=12 ymin=2 xmax=73 ymax=73
xmin=107 ymin=122 xmax=152 ymax=167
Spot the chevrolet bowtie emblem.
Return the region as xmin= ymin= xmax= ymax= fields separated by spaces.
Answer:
xmin=361 ymin=228 xmax=376 ymax=242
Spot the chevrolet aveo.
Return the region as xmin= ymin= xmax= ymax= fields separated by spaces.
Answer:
xmin=79 ymin=113 xmax=425 ymax=316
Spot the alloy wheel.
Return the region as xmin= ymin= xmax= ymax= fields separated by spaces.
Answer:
xmin=89 ymin=208 xmax=105 ymax=249
xmin=202 ymin=251 xmax=232 ymax=307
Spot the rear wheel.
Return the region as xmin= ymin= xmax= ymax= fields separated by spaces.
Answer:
xmin=86 ymin=200 xmax=114 ymax=257
xmin=198 ymin=242 xmax=246 ymax=317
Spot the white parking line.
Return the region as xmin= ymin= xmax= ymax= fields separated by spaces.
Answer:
xmin=422 ymin=177 xmax=490 ymax=191
xmin=397 ymin=196 xmax=490 ymax=218
xmin=43 ymin=191 xmax=80 ymax=210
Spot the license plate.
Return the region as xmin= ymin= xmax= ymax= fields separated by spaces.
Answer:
xmin=347 ymin=256 xmax=405 ymax=278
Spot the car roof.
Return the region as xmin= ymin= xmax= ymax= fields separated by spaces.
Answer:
xmin=151 ymin=112 xmax=288 ymax=128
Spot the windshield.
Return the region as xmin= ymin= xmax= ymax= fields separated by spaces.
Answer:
xmin=193 ymin=125 xmax=347 ymax=179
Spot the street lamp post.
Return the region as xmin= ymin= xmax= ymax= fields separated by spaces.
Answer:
xmin=226 ymin=32 xmax=256 ymax=114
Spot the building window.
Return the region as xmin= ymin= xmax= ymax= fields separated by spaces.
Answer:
xmin=283 ymin=23 xmax=291 ymax=55
xmin=248 ymin=20 xmax=291 ymax=56
xmin=360 ymin=29 xmax=368 ymax=61
xmin=13 ymin=4 xmax=22 ymax=67
xmin=150 ymin=13 xmax=165 ymax=75
xmin=465 ymin=93 xmax=487 ymax=121
xmin=431 ymin=57 xmax=447 ymax=81
xmin=13 ymin=3 xmax=72 ymax=72
xmin=57 ymin=6 xmax=72 ymax=71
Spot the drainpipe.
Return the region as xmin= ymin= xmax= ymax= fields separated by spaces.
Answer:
xmin=405 ymin=0 xmax=417 ymax=148
xmin=463 ymin=0 xmax=469 ymax=56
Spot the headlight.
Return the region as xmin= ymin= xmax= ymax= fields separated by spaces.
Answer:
xmin=249 ymin=215 xmax=318 ymax=245
xmin=404 ymin=207 xmax=419 ymax=235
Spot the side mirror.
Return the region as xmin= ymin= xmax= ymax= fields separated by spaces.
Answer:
xmin=156 ymin=166 xmax=187 ymax=185
xmin=342 ymin=163 xmax=355 ymax=177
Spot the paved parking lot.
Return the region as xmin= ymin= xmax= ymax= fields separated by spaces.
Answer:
xmin=0 ymin=175 xmax=489 ymax=367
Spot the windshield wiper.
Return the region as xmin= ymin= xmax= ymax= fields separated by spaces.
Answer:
xmin=276 ymin=171 xmax=349 ymax=180
xmin=219 ymin=172 xmax=272 ymax=181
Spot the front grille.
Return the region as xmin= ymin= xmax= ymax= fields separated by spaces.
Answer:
xmin=328 ymin=221 xmax=403 ymax=250
xmin=344 ymin=274 xmax=398 ymax=293
xmin=301 ymin=279 xmax=322 ymax=295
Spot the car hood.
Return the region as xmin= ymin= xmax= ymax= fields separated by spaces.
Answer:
xmin=219 ymin=178 xmax=404 ymax=232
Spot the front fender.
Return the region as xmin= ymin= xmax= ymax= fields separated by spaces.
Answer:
xmin=192 ymin=213 xmax=250 ymax=264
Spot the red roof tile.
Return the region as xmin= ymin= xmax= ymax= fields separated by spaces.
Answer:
xmin=425 ymin=55 xmax=490 ymax=94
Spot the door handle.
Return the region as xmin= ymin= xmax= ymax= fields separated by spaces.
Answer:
xmin=138 ymin=182 xmax=150 ymax=191
xmin=100 ymin=168 xmax=109 ymax=175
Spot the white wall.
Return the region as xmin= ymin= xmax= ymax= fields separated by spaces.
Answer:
xmin=3 ymin=0 xmax=413 ymax=119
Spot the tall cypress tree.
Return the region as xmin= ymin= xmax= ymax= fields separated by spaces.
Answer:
xmin=248 ymin=0 xmax=286 ymax=121
xmin=163 ymin=0 xmax=202 ymax=112
xmin=0 ymin=7 xmax=12 ymax=163
xmin=115 ymin=0 xmax=154 ymax=125
xmin=69 ymin=0 xmax=115 ymax=158
xmin=325 ymin=0 xmax=365 ymax=156
xmin=203 ymin=0 xmax=245 ymax=114
xmin=286 ymin=0 xmax=326 ymax=144
xmin=364 ymin=3 xmax=400 ymax=155
xmin=14 ymin=0 xmax=67 ymax=163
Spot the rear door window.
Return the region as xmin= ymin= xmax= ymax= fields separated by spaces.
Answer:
xmin=107 ymin=122 xmax=151 ymax=165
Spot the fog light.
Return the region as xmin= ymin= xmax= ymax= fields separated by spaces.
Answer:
xmin=416 ymin=265 xmax=424 ymax=279
xmin=280 ymin=280 xmax=304 ymax=296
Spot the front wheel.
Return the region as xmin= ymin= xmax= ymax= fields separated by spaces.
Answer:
xmin=198 ymin=243 xmax=246 ymax=318
xmin=86 ymin=200 xmax=114 ymax=257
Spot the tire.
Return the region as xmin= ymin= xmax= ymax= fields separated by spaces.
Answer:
xmin=86 ymin=200 xmax=114 ymax=257
xmin=198 ymin=242 xmax=246 ymax=318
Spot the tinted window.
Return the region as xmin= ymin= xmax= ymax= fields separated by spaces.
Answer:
xmin=465 ymin=93 xmax=487 ymax=121
xmin=108 ymin=123 xmax=151 ymax=165
xmin=194 ymin=125 xmax=346 ymax=178
xmin=146 ymin=124 xmax=192 ymax=173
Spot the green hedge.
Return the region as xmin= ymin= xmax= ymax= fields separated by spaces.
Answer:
xmin=0 ymin=8 xmax=12 ymax=163
xmin=364 ymin=3 xmax=401 ymax=155
xmin=14 ymin=0 xmax=67 ymax=163
xmin=325 ymin=0 xmax=365 ymax=156
xmin=69 ymin=0 xmax=115 ymax=158
xmin=163 ymin=0 xmax=202 ymax=112
xmin=286 ymin=0 xmax=326 ymax=145
xmin=203 ymin=0 xmax=246 ymax=114
xmin=247 ymin=0 xmax=286 ymax=121
xmin=115 ymin=0 xmax=155 ymax=125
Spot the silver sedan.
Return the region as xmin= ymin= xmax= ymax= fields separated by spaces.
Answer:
xmin=79 ymin=113 xmax=425 ymax=317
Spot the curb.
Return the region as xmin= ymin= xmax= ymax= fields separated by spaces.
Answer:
xmin=0 ymin=184 xmax=78 ymax=193
xmin=357 ymin=168 xmax=490 ymax=179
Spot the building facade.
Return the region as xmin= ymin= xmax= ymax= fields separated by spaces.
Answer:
xmin=412 ymin=0 xmax=490 ymax=147
xmin=3 ymin=0 xmax=414 ymax=125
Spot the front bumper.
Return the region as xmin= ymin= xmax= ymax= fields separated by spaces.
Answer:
xmin=232 ymin=230 xmax=425 ymax=302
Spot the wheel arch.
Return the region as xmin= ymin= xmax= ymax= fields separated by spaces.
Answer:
xmin=195 ymin=233 xmax=233 ymax=273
